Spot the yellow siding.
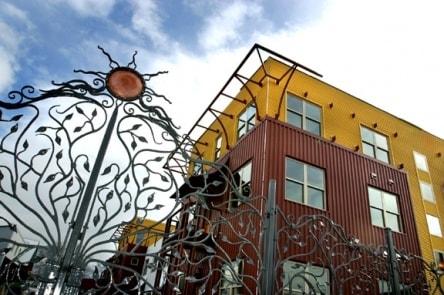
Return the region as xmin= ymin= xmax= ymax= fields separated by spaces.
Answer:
xmin=193 ymin=57 xmax=444 ymax=262
xmin=118 ymin=217 xmax=170 ymax=250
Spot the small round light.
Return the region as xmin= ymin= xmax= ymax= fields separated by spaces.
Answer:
xmin=106 ymin=67 xmax=145 ymax=101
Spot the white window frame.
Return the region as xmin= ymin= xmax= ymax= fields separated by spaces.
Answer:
xmin=283 ymin=261 xmax=329 ymax=294
xmin=368 ymin=187 xmax=402 ymax=232
xmin=413 ymin=151 xmax=429 ymax=172
xmin=285 ymin=158 xmax=326 ymax=210
xmin=419 ymin=181 xmax=435 ymax=202
xmin=286 ymin=93 xmax=322 ymax=136
xmin=220 ymin=259 xmax=243 ymax=295
xmin=426 ymin=214 xmax=442 ymax=237
xmin=229 ymin=161 xmax=252 ymax=210
xmin=360 ymin=126 xmax=390 ymax=163
xmin=237 ymin=104 xmax=256 ymax=139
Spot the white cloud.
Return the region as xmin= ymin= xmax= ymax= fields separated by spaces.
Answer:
xmin=130 ymin=0 xmax=173 ymax=49
xmin=244 ymin=0 xmax=444 ymax=138
xmin=61 ymin=0 xmax=117 ymax=17
xmin=198 ymin=1 xmax=262 ymax=50
xmin=0 ymin=3 xmax=30 ymax=94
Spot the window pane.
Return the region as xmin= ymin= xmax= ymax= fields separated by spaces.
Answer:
xmin=376 ymin=149 xmax=389 ymax=163
xmin=384 ymin=193 xmax=399 ymax=214
xmin=420 ymin=182 xmax=435 ymax=202
xmin=286 ymin=181 xmax=303 ymax=203
xmin=426 ymin=214 xmax=443 ymax=237
xmin=386 ymin=213 xmax=400 ymax=232
xmin=286 ymin=159 xmax=304 ymax=181
xmin=361 ymin=127 xmax=374 ymax=143
xmin=305 ymin=102 xmax=321 ymax=121
xmin=374 ymin=132 xmax=388 ymax=150
xmin=237 ymin=123 xmax=246 ymax=138
xmin=370 ymin=208 xmax=384 ymax=227
xmin=362 ymin=143 xmax=375 ymax=158
xmin=414 ymin=152 xmax=429 ymax=172
xmin=247 ymin=105 xmax=256 ymax=118
xmin=307 ymin=166 xmax=324 ymax=188
xmin=241 ymin=162 xmax=252 ymax=183
xmin=368 ymin=188 xmax=382 ymax=208
xmin=308 ymin=187 xmax=324 ymax=209
xmin=306 ymin=119 xmax=321 ymax=135
xmin=307 ymin=266 xmax=329 ymax=294
xmin=287 ymin=112 xmax=302 ymax=128
xmin=287 ymin=95 xmax=303 ymax=113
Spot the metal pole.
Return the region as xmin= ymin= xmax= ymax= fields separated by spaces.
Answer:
xmin=50 ymin=106 xmax=119 ymax=294
xmin=262 ymin=179 xmax=277 ymax=295
xmin=385 ymin=227 xmax=401 ymax=295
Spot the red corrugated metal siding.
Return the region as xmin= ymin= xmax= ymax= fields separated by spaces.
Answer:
xmin=261 ymin=118 xmax=420 ymax=254
xmin=222 ymin=117 xmax=420 ymax=256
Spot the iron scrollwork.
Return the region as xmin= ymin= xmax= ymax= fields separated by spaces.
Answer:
xmin=0 ymin=46 xmax=189 ymax=294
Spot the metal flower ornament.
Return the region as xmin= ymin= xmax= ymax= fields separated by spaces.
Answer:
xmin=0 ymin=47 xmax=194 ymax=294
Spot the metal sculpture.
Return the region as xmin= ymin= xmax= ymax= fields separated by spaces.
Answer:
xmin=0 ymin=47 xmax=190 ymax=294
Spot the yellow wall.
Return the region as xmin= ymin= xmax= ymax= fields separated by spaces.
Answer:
xmin=193 ymin=57 xmax=444 ymax=263
xmin=118 ymin=217 xmax=170 ymax=250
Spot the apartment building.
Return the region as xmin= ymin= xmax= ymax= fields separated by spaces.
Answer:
xmin=158 ymin=44 xmax=443 ymax=294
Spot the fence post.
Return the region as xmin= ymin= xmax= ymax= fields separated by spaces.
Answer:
xmin=262 ymin=179 xmax=277 ymax=295
xmin=385 ymin=227 xmax=401 ymax=295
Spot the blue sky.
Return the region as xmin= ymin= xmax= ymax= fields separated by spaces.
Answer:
xmin=1 ymin=0 xmax=444 ymax=138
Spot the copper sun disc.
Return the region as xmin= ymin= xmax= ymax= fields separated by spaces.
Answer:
xmin=107 ymin=68 xmax=144 ymax=100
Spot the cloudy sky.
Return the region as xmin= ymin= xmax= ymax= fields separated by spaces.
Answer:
xmin=1 ymin=0 xmax=444 ymax=140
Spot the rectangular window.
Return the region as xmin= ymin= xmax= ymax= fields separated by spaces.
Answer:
xmin=220 ymin=259 xmax=243 ymax=295
xmin=285 ymin=158 xmax=325 ymax=210
xmin=426 ymin=214 xmax=442 ymax=237
xmin=413 ymin=152 xmax=429 ymax=172
xmin=237 ymin=104 xmax=256 ymax=139
xmin=229 ymin=161 xmax=252 ymax=210
xmin=368 ymin=187 xmax=401 ymax=232
xmin=283 ymin=261 xmax=329 ymax=294
xmin=215 ymin=135 xmax=222 ymax=160
xmin=419 ymin=181 xmax=435 ymax=202
xmin=286 ymin=93 xmax=321 ymax=136
xmin=360 ymin=126 xmax=390 ymax=163
xmin=434 ymin=251 xmax=444 ymax=271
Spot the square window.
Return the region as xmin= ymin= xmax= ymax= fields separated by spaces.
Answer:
xmin=287 ymin=94 xmax=322 ymax=136
xmin=413 ymin=152 xmax=429 ymax=172
xmin=420 ymin=182 xmax=435 ymax=202
xmin=368 ymin=187 xmax=401 ymax=231
xmin=285 ymin=158 xmax=326 ymax=210
xmin=360 ymin=126 xmax=390 ymax=163
xmin=426 ymin=214 xmax=442 ymax=237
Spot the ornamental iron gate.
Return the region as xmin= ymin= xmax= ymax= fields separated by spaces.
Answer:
xmin=0 ymin=49 xmax=443 ymax=294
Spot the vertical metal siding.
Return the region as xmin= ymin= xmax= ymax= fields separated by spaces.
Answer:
xmin=225 ymin=117 xmax=421 ymax=255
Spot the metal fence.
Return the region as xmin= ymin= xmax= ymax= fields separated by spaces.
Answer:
xmin=0 ymin=48 xmax=443 ymax=295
